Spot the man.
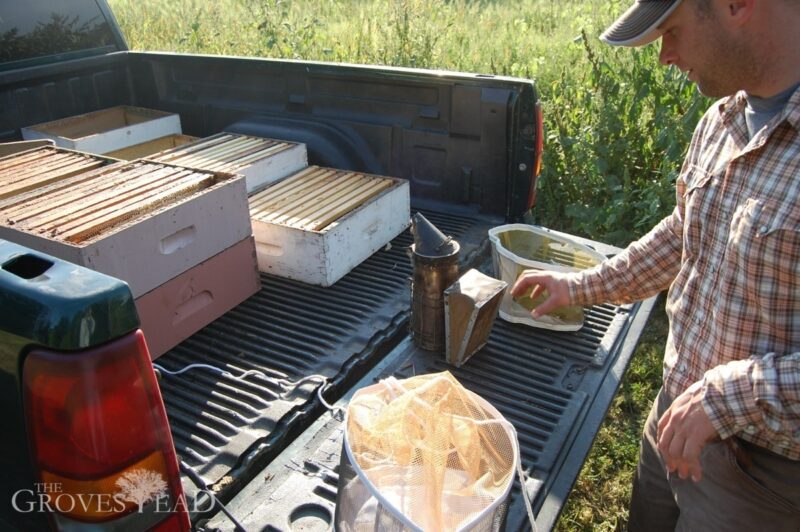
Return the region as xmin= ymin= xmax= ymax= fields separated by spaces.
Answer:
xmin=511 ymin=0 xmax=799 ymax=529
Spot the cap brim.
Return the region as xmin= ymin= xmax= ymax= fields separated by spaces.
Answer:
xmin=600 ymin=1 xmax=682 ymax=47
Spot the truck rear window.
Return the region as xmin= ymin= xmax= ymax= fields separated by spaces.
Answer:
xmin=0 ymin=0 xmax=118 ymax=67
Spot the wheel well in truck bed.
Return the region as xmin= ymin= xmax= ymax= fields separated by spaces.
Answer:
xmin=223 ymin=116 xmax=383 ymax=174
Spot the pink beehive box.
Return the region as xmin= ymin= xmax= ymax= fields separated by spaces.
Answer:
xmin=135 ymin=237 xmax=260 ymax=360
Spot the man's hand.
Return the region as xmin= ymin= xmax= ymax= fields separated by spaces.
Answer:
xmin=657 ymin=380 xmax=718 ymax=482
xmin=510 ymin=270 xmax=571 ymax=318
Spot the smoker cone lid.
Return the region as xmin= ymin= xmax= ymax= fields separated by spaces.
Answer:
xmin=411 ymin=213 xmax=458 ymax=257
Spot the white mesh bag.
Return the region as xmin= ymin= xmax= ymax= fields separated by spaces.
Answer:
xmin=335 ymin=371 xmax=521 ymax=531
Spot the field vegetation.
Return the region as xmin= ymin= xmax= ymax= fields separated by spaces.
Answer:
xmin=108 ymin=0 xmax=708 ymax=529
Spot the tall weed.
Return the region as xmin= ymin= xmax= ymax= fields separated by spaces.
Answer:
xmin=376 ymin=0 xmax=454 ymax=68
xmin=241 ymin=0 xmax=323 ymax=59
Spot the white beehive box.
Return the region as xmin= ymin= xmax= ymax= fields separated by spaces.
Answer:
xmin=21 ymin=105 xmax=182 ymax=154
xmin=0 ymin=154 xmax=251 ymax=298
xmin=250 ymin=166 xmax=410 ymax=286
xmin=150 ymin=132 xmax=307 ymax=193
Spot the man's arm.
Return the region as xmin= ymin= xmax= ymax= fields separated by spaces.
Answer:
xmin=704 ymin=352 xmax=800 ymax=444
xmin=657 ymin=352 xmax=800 ymax=482
xmin=568 ymin=211 xmax=683 ymax=307
xmin=511 ymin=206 xmax=684 ymax=315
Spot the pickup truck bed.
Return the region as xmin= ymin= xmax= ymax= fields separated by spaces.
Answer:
xmin=155 ymin=206 xmax=494 ymax=488
xmin=155 ymin=206 xmax=654 ymax=531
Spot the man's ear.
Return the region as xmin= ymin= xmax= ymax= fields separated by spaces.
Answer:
xmin=726 ymin=0 xmax=755 ymax=26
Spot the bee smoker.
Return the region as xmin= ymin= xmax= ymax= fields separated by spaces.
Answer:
xmin=409 ymin=213 xmax=460 ymax=351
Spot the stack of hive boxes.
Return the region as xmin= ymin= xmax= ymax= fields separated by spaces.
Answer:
xmin=8 ymin=104 xmax=411 ymax=354
xmin=8 ymin=107 xmax=301 ymax=358
xmin=0 ymin=144 xmax=255 ymax=359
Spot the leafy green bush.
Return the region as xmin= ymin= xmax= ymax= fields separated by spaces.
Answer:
xmin=533 ymin=32 xmax=709 ymax=245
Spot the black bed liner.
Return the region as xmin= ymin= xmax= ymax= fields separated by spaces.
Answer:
xmin=200 ymin=292 xmax=653 ymax=531
xmin=156 ymin=206 xmax=500 ymax=497
xmin=156 ymin=206 xmax=656 ymax=530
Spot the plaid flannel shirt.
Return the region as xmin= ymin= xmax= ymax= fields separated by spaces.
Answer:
xmin=566 ymin=87 xmax=800 ymax=460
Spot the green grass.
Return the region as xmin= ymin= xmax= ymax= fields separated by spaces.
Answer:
xmin=108 ymin=1 xmax=688 ymax=529
xmin=560 ymin=301 xmax=666 ymax=531
xmin=110 ymin=0 xmax=617 ymax=76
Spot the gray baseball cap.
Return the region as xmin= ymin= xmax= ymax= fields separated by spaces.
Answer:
xmin=600 ymin=0 xmax=683 ymax=47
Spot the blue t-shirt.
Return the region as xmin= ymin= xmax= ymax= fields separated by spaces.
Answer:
xmin=744 ymin=83 xmax=800 ymax=139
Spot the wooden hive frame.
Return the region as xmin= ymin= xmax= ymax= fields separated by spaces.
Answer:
xmin=106 ymin=134 xmax=199 ymax=160
xmin=1 ymin=159 xmax=235 ymax=244
xmin=249 ymin=166 xmax=394 ymax=232
xmin=0 ymin=146 xmax=118 ymax=201
xmin=150 ymin=132 xmax=307 ymax=193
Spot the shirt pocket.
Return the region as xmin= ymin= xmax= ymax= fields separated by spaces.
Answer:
xmin=682 ymin=165 xmax=716 ymax=261
xmin=728 ymin=198 xmax=799 ymax=323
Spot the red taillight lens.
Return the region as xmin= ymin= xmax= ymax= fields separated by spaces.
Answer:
xmin=22 ymin=330 xmax=189 ymax=529
xmin=528 ymin=100 xmax=544 ymax=209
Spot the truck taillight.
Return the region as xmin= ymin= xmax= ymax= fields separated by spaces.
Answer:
xmin=528 ymin=100 xmax=544 ymax=210
xmin=22 ymin=330 xmax=189 ymax=529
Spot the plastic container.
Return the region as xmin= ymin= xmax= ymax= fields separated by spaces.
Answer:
xmin=488 ymin=224 xmax=605 ymax=331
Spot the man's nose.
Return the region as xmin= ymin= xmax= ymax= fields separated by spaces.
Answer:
xmin=659 ymin=37 xmax=677 ymax=66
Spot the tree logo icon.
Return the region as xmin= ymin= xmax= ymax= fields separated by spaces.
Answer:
xmin=115 ymin=468 xmax=168 ymax=511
